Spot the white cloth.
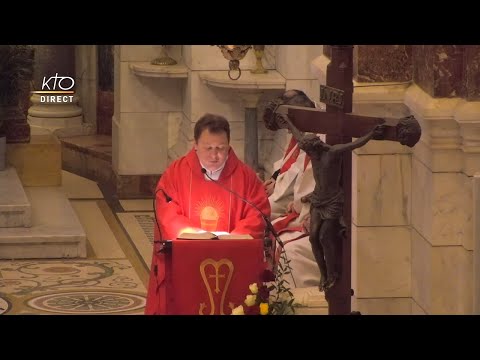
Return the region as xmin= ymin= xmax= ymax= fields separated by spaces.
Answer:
xmin=269 ymin=144 xmax=306 ymax=220
xmin=199 ymin=158 xmax=227 ymax=181
xmin=271 ymin=133 xmax=324 ymax=225
xmin=273 ymin=161 xmax=320 ymax=288
xmin=272 ymin=133 xmax=326 ymax=289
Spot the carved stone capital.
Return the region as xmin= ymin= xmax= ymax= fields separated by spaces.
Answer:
xmin=237 ymin=90 xmax=263 ymax=108
xmin=27 ymin=94 xmax=83 ymax=134
xmin=404 ymin=84 xmax=463 ymax=172
xmin=28 ymin=94 xmax=82 ymax=118
xmin=455 ymin=101 xmax=480 ymax=176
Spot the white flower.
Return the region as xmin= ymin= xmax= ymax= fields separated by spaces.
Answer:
xmin=231 ymin=305 xmax=245 ymax=315
xmin=244 ymin=294 xmax=256 ymax=307
xmin=249 ymin=283 xmax=258 ymax=294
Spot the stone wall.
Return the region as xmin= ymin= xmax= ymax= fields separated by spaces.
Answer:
xmin=313 ymin=45 xmax=480 ymax=314
xmin=110 ymin=45 xmax=480 ymax=313
xmin=112 ymin=45 xmax=323 ymax=179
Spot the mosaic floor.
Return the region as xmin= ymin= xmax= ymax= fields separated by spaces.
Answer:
xmin=0 ymin=171 xmax=155 ymax=315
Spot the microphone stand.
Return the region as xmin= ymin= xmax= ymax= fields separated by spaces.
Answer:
xmin=260 ymin=212 xmax=283 ymax=262
xmin=153 ymin=188 xmax=173 ymax=254
xmin=262 ymin=214 xmax=297 ymax=288
xmin=151 ymin=187 xmax=173 ymax=301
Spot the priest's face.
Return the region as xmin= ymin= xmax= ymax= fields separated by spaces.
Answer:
xmin=195 ymin=129 xmax=230 ymax=171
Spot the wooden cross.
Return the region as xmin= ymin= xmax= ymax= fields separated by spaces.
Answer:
xmin=275 ymin=46 xmax=420 ymax=315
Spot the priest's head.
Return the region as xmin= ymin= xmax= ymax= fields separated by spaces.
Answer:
xmin=194 ymin=113 xmax=231 ymax=172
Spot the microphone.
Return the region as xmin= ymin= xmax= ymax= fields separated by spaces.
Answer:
xmin=200 ymin=168 xmax=284 ymax=249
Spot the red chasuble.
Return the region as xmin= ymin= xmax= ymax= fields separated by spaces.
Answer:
xmin=152 ymin=147 xmax=269 ymax=240
xmin=145 ymin=147 xmax=270 ymax=315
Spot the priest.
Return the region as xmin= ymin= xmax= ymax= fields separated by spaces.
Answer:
xmin=145 ymin=113 xmax=270 ymax=315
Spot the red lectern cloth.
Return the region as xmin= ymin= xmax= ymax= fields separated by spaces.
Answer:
xmin=145 ymin=239 xmax=266 ymax=315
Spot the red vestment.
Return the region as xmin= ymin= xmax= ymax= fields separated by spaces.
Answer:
xmin=145 ymin=147 xmax=270 ymax=314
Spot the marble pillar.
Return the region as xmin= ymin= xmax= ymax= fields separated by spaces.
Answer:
xmin=355 ymin=45 xmax=413 ymax=82
xmin=73 ymin=45 xmax=97 ymax=135
xmin=473 ymin=173 xmax=480 ymax=313
xmin=97 ymin=45 xmax=114 ymax=136
xmin=405 ymin=46 xmax=480 ymax=314
xmin=465 ymin=45 xmax=480 ymax=101
xmin=27 ymin=45 xmax=83 ymax=134
xmin=404 ymin=83 xmax=480 ymax=315
xmin=3 ymin=45 xmax=35 ymax=144
xmin=412 ymin=45 xmax=465 ymax=98
xmin=239 ymin=91 xmax=262 ymax=173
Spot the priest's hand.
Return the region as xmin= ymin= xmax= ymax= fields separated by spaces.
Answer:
xmin=263 ymin=178 xmax=276 ymax=196
xmin=287 ymin=201 xmax=295 ymax=213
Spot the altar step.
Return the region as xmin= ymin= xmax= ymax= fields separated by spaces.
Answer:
xmin=0 ymin=167 xmax=31 ymax=228
xmin=291 ymin=287 xmax=329 ymax=315
xmin=59 ymin=134 xmax=113 ymax=186
xmin=59 ymin=134 xmax=159 ymax=198
xmin=0 ymin=173 xmax=87 ymax=259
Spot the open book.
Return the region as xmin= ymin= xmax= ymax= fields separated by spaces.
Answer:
xmin=177 ymin=232 xmax=253 ymax=240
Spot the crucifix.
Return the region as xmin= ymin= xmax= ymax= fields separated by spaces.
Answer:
xmin=264 ymin=45 xmax=421 ymax=315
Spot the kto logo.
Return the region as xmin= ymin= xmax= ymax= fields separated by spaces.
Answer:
xmin=32 ymin=73 xmax=75 ymax=103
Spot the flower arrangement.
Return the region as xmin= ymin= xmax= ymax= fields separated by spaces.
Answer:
xmin=232 ymin=249 xmax=296 ymax=315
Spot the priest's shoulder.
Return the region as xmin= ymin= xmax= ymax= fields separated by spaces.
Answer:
xmin=165 ymin=149 xmax=195 ymax=173
xmin=235 ymin=160 xmax=263 ymax=186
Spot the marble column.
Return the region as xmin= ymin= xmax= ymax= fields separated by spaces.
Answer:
xmin=4 ymin=45 xmax=35 ymax=144
xmin=405 ymin=84 xmax=472 ymax=315
xmin=474 ymin=173 xmax=480 ymax=314
xmin=465 ymin=46 xmax=480 ymax=101
xmin=27 ymin=45 xmax=83 ymax=134
xmin=355 ymin=45 xmax=413 ymax=82
xmin=239 ymin=91 xmax=262 ymax=173
xmin=74 ymin=45 xmax=97 ymax=135
xmin=412 ymin=45 xmax=464 ymax=98
xmin=404 ymin=45 xmax=480 ymax=314
xmin=322 ymin=45 xmax=413 ymax=83
xmin=97 ymin=45 xmax=114 ymax=136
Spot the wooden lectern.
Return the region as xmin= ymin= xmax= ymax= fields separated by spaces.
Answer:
xmin=153 ymin=238 xmax=266 ymax=315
